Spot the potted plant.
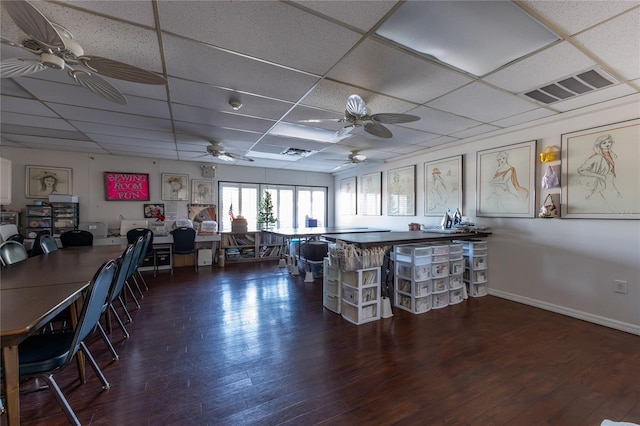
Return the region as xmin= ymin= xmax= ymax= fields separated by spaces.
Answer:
xmin=257 ymin=190 xmax=277 ymax=230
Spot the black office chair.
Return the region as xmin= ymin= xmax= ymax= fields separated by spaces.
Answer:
xmin=0 ymin=240 xmax=28 ymax=266
xmin=60 ymin=230 xmax=94 ymax=247
xmin=172 ymin=226 xmax=197 ymax=272
xmin=17 ymin=259 xmax=117 ymax=425
xmin=6 ymin=233 xmax=24 ymax=244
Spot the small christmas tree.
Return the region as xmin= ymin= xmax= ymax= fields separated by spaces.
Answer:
xmin=257 ymin=190 xmax=277 ymax=229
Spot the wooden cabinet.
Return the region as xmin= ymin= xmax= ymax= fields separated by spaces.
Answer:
xmin=220 ymin=231 xmax=283 ymax=262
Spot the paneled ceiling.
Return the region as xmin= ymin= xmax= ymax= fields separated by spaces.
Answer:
xmin=1 ymin=0 xmax=638 ymax=173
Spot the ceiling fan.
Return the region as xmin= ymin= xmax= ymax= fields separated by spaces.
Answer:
xmin=204 ymin=141 xmax=254 ymax=163
xmin=0 ymin=0 xmax=167 ymax=104
xmin=301 ymin=94 xmax=420 ymax=139
xmin=330 ymin=150 xmax=383 ymax=171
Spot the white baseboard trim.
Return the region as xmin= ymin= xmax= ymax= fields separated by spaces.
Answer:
xmin=489 ymin=289 xmax=640 ymax=336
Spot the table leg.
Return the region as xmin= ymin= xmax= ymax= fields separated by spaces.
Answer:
xmin=2 ymin=345 xmax=20 ymax=425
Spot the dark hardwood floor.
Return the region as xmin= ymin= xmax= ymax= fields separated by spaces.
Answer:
xmin=8 ymin=261 xmax=640 ymax=426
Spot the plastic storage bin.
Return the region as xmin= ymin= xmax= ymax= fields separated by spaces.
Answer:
xmin=465 ymin=255 xmax=487 ymax=270
xmin=449 ymin=259 xmax=465 ymax=275
xmin=432 ymin=292 xmax=449 ymax=309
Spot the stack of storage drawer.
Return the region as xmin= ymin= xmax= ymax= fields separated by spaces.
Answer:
xmin=323 ymin=257 xmax=341 ymax=313
xmin=448 ymin=242 xmax=465 ymax=305
xmin=460 ymin=240 xmax=488 ymax=297
xmin=340 ymin=267 xmax=381 ymax=325
xmin=430 ymin=244 xmax=450 ymax=309
xmin=394 ymin=244 xmax=434 ymax=314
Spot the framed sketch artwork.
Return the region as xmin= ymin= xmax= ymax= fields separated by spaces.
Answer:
xmin=424 ymin=155 xmax=462 ymax=216
xmin=161 ymin=173 xmax=189 ymax=201
xmin=359 ymin=172 xmax=382 ymax=216
xmin=476 ymin=140 xmax=536 ymax=217
xmin=25 ymin=165 xmax=72 ymax=198
xmin=191 ymin=179 xmax=214 ymax=204
xmin=387 ymin=165 xmax=415 ymax=216
xmin=339 ymin=176 xmax=357 ymax=215
xmin=561 ymin=118 xmax=639 ymax=219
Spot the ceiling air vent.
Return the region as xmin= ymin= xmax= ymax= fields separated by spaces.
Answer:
xmin=520 ymin=67 xmax=618 ymax=105
xmin=280 ymin=147 xmax=316 ymax=157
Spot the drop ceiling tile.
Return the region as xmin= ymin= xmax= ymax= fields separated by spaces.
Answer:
xmin=61 ymin=1 xmax=157 ymax=27
xmin=87 ymin=134 xmax=176 ymax=150
xmin=163 ymin=35 xmax=320 ymax=102
xmin=451 ymin=124 xmax=502 ymax=139
xmin=327 ymin=38 xmax=473 ymax=104
xmin=403 ymin=106 xmax=482 ymax=135
xmin=292 ymin=1 xmax=397 ymax=32
xmin=491 ymin=108 xmax=557 ymax=128
xmin=169 ymin=78 xmax=294 ymax=119
xmin=21 ymin=2 xmax=164 ymax=73
xmin=0 ymin=125 xmax=88 ymax=141
xmin=5 ymin=134 xmax=101 ymax=149
xmin=0 ymin=112 xmax=76 ymax=131
xmin=483 ymin=41 xmax=596 ymax=93
xmin=574 ymin=9 xmax=640 ymax=81
xmin=551 ymin=84 xmax=637 ymax=112
xmin=1 ymin=96 xmax=58 ymax=117
xmin=172 ymin=122 xmax=261 ymax=144
xmin=427 ymin=83 xmax=536 ymax=123
xmin=171 ymin=104 xmax=275 ymax=133
xmin=47 ymin=105 xmax=173 ymax=131
xmin=109 ymin=150 xmax=178 ymax=160
xmin=0 ymin=78 xmax=34 ymax=98
xmin=523 ymin=1 xmax=638 ymax=36
xmin=158 ymin=1 xmax=361 ymax=75
xmin=70 ymin=121 xmax=174 ymax=142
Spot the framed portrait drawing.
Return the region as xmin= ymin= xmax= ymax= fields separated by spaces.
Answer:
xmin=561 ymin=118 xmax=639 ymax=219
xmin=387 ymin=165 xmax=415 ymax=216
xmin=476 ymin=140 xmax=536 ymax=217
xmin=191 ymin=179 xmax=214 ymax=204
xmin=25 ymin=165 xmax=72 ymax=198
xmin=424 ymin=155 xmax=462 ymax=216
xmin=339 ymin=176 xmax=357 ymax=215
xmin=161 ymin=173 xmax=189 ymax=201
xmin=359 ymin=172 xmax=382 ymax=216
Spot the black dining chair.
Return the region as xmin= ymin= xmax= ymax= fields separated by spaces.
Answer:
xmin=172 ymin=226 xmax=197 ymax=272
xmin=0 ymin=240 xmax=28 ymax=266
xmin=17 ymin=259 xmax=117 ymax=426
xmin=60 ymin=230 xmax=94 ymax=247
xmin=29 ymin=230 xmax=51 ymax=257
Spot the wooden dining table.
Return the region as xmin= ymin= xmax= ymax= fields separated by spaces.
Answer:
xmin=0 ymin=245 xmax=125 ymax=426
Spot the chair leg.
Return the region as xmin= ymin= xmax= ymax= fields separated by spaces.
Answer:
xmin=39 ymin=374 xmax=81 ymax=426
xmin=79 ymin=341 xmax=110 ymax=390
xmin=136 ymin=269 xmax=149 ymax=291
xmin=125 ymin=280 xmax=141 ymax=309
xmin=117 ymin=295 xmax=133 ymax=323
xmin=96 ymin=321 xmax=119 ymax=360
xmin=131 ymin=274 xmax=145 ymax=298
xmin=109 ymin=303 xmax=130 ymax=338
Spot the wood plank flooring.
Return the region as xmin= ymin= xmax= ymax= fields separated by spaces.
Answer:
xmin=9 ymin=261 xmax=640 ymax=426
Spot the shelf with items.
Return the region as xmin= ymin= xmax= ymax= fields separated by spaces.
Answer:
xmin=323 ymin=257 xmax=341 ymax=313
xmin=0 ymin=211 xmax=21 ymax=235
xmin=220 ymin=231 xmax=284 ymax=262
xmin=25 ymin=204 xmax=53 ymax=237
xmin=341 ymin=267 xmax=380 ymax=325
xmin=51 ymin=202 xmax=79 ymax=236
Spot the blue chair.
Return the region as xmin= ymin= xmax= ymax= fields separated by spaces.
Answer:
xmin=0 ymin=240 xmax=28 ymax=266
xmin=40 ymin=235 xmax=59 ymax=254
xmin=60 ymin=230 xmax=94 ymax=247
xmin=18 ymin=259 xmax=117 ymax=426
xmin=172 ymin=226 xmax=197 ymax=271
xmin=29 ymin=230 xmax=51 ymax=257
xmin=123 ymin=236 xmax=145 ymax=310
xmin=126 ymin=228 xmax=153 ymax=291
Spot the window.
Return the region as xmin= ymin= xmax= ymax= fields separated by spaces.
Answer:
xmin=219 ymin=182 xmax=327 ymax=231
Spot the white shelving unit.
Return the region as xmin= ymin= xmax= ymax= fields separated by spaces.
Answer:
xmin=323 ymin=257 xmax=341 ymax=314
xmin=340 ymin=267 xmax=380 ymax=325
xmin=460 ymin=240 xmax=489 ymax=297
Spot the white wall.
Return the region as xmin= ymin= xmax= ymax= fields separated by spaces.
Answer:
xmin=0 ymin=150 xmax=334 ymax=233
xmin=334 ymin=94 xmax=640 ymax=335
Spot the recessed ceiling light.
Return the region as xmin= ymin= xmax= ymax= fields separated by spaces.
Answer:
xmin=269 ymin=122 xmax=346 ymax=143
xmin=375 ymin=1 xmax=560 ymax=77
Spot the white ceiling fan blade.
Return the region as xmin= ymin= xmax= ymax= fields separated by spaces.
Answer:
xmin=0 ymin=57 xmax=46 ymax=78
xmin=346 ymin=94 xmax=367 ymax=117
xmin=370 ymin=113 xmax=421 ymax=124
xmin=364 ymin=121 xmax=393 ymax=138
xmin=332 ymin=161 xmax=353 ymax=171
xmin=226 ymin=152 xmax=255 ymax=162
xmin=298 ymin=118 xmax=343 ymax=123
xmin=3 ymin=0 xmax=65 ymax=48
xmin=68 ymin=70 xmax=127 ymax=104
xmin=78 ymin=56 xmax=167 ymax=85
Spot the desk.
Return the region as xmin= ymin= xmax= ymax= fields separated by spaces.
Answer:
xmin=321 ymin=231 xmax=491 ymax=249
xmin=1 ymin=246 xmax=122 ymax=425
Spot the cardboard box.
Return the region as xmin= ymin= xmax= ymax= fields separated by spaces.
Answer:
xmin=174 ymin=253 xmax=195 ymax=267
